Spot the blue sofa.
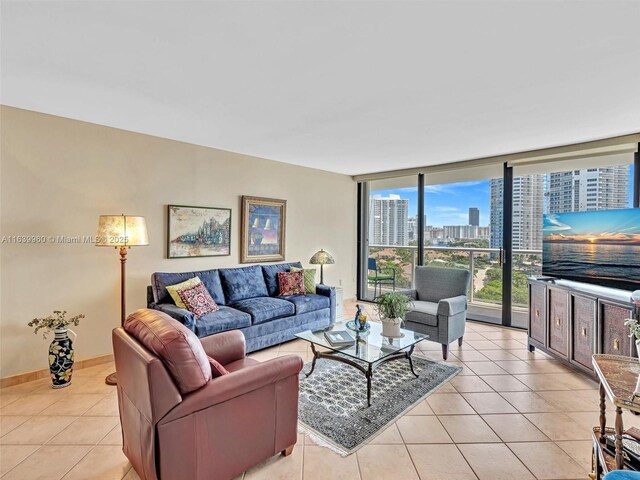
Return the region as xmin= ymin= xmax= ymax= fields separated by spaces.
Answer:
xmin=146 ymin=262 xmax=336 ymax=352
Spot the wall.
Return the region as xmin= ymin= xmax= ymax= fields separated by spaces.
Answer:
xmin=0 ymin=106 xmax=357 ymax=378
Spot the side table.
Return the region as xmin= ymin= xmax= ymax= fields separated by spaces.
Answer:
xmin=592 ymin=354 xmax=640 ymax=479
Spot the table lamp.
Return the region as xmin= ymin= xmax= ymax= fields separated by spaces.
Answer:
xmin=309 ymin=249 xmax=334 ymax=284
xmin=96 ymin=214 xmax=148 ymax=385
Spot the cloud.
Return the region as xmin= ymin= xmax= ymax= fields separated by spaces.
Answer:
xmin=431 ymin=206 xmax=460 ymax=213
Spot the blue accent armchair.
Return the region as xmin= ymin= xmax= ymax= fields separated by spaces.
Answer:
xmin=603 ymin=472 xmax=640 ymax=479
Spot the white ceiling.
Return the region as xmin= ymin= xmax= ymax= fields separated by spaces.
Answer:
xmin=2 ymin=1 xmax=639 ymax=176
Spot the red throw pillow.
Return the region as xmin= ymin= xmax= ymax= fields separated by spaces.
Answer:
xmin=208 ymin=356 xmax=230 ymax=378
xmin=277 ymin=271 xmax=306 ymax=296
xmin=177 ymin=282 xmax=219 ymax=318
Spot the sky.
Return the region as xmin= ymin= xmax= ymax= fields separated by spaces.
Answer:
xmin=373 ymin=165 xmax=634 ymax=228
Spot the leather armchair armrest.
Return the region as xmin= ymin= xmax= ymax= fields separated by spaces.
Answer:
xmin=437 ymin=295 xmax=468 ymax=316
xmin=160 ymin=355 xmax=304 ymax=424
xmin=199 ymin=330 xmax=246 ymax=365
xmin=151 ymin=303 xmax=196 ymax=331
xmin=398 ymin=289 xmax=417 ymax=301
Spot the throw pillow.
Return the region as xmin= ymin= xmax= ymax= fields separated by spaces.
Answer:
xmin=207 ymin=356 xmax=230 ymax=378
xmin=277 ymin=271 xmax=306 ymax=296
xmin=166 ymin=276 xmax=202 ymax=309
xmin=177 ymin=282 xmax=219 ymax=318
xmin=290 ymin=267 xmax=317 ymax=293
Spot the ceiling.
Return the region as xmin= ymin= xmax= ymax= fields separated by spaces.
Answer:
xmin=2 ymin=1 xmax=639 ymax=176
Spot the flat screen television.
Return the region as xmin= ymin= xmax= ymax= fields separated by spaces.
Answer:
xmin=542 ymin=208 xmax=640 ymax=292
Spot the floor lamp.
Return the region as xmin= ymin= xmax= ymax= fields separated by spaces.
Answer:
xmin=96 ymin=214 xmax=148 ymax=386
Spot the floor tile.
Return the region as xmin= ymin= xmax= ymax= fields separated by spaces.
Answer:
xmin=407 ymin=444 xmax=477 ymax=480
xmin=537 ymin=390 xmax=599 ymax=412
xmin=2 ymin=444 xmax=91 ymax=480
xmin=0 ymin=416 xmax=77 ymax=444
xmin=490 ymin=339 xmax=527 ymax=349
xmin=0 ymin=444 xmax=40 ymax=476
xmin=479 ymin=350 xmax=521 ymax=361
xmin=61 ymin=445 xmax=131 ymax=479
xmin=465 ymin=340 xmax=501 ymax=350
xmin=479 ymin=375 xmax=530 ymax=392
xmin=39 ymin=394 xmax=105 ymax=416
xmin=465 ymin=362 xmax=509 ymax=376
xmin=49 ymin=416 xmax=119 ymax=445
xmin=523 ymin=413 xmax=591 ymax=440
xmin=99 ymin=424 xmax=123 ymax=445
xmin=303 ymin=445 xmax=360 ymax=480
xmin=556 ymin=440 xmax=593 ymax=471
xmin=498 ymin=391 xmax=560 ymax=413
xmin=0 ymin=394 xmax=61 ymax=416
xmin=493 ymin=361 xmax=536 ymax=375
xmin=404 ymin=400 xmax=434 ymax=415
xmin=396 ymin=416 xmax=452 ymax=444
xmin=367 ymin=423 xmax=404 ymax=445
xmin=0 ymin=394 xmax=22 ymax=408
xmin=450 ymin=375 xmax=494 ymax=393
xmin=83 ymin=395 xmax=120 ymax=416
xmin=244 ymin=441 xmax=303 ymax=480
xmin=356 ymin=444 xmax=419 ymax=480
xmin=438 ymin=415 xmax=501 ymax=443
xmin=450 ymin=350 xmax=490 ymax=362
xmin=426 ymin=393 xmax=476 ymax=415
xmin=481 ymin=414 xmax=549 ymax=442
xmin=0 ymin=416 xmax=31 ymax=438
xmin=508 ymin=442 xmax=587 ymax=479
xmin=461 ymin=393 xmax=517 ymax=414
xmin=458 ymin=443 xmax=534 ymax=480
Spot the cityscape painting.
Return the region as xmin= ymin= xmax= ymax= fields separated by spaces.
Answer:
xmin=240 ymin=196 xmax=286 ymax=263
xmin=543 ymin=208 xmax=640 ymax=291
xmin=167 ymin=205 xmax=231 ymax=258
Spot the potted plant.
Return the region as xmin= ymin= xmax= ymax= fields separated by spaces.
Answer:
xmin=28 ymin=310 xmax=84 ymax=389
xmin=375 ymin=292 xmax=413 ymax=338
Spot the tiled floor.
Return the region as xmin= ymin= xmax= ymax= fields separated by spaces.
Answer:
xmin=1 ymin=304 xmax=635 ymax=479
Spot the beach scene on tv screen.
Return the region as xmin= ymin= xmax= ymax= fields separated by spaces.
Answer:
xmin=542 ymin=208 xmax=640 ymax=291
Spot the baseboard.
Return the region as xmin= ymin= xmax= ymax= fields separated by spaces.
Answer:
xmin=0 ymin=353 xmax=114 ymax=389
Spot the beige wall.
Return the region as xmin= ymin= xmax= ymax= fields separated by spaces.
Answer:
xmin=0 ymin=106 xmax=357 ymax=378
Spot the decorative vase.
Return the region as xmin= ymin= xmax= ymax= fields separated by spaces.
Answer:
xmin=48 ymin=328 xmax=77 ymax=389
xmin=381 ymin=318 xmax=402 ymax=338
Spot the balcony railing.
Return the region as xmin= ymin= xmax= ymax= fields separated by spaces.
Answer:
xmin=367 ymin=244 xmax=542 ymax=308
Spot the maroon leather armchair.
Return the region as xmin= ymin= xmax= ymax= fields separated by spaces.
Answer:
xmin=112 ymin=309 xmax=303 ymax=480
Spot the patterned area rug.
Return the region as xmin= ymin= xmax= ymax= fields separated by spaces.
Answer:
xmin=298 ymin=354 xmax=461 ymax=455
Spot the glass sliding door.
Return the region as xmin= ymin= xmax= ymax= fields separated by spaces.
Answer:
xmin=360 ymin=176 xmax=418 ymax=301
xmin=510 ymin=154 xmax=635 ymax=328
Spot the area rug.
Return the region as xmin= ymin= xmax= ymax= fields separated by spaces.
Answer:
xmin=297 ymin=354 xmax=461 ymax=455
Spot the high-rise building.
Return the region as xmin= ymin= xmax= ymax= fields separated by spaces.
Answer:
xmin=490 ymin=174 xmax=545 ymax=250
xmin=407 ymin=216 xmax=417 ymax=242
xmin=547 ymin=166 xmax=630 ymax=213
xmin=369 ymin=194 xmax=409 ymax=246
xmin=468 ymin=207 xmax=480 ymax=226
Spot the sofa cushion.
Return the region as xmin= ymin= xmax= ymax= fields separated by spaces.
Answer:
xmin=151 ymin=271 xmax=196 ymax=304
xmin=277 ymin=271 xmax=306 ymax=296
xmin=261 ymin=262 xmax=303 ymax=296
xmin=124 ymin=308 xmax=211 ymax=395
xmin=219 ymin=266 xmax=269 ymax=303
xmin=280 ymin=293 xmax=330 ymax=315
xmin=192 ymin=269 xmax=226 ymax=306
xmin=194 ymin=306 xmax=251 ymax=337
xmin=406 ymin=300 xmax=439 ymax=327
xmin=166 ymin=276 xmax=202 ymax=309
xmin=231 ymin=297 xmax=295 ymax=325
xmin=290 ymin=267 xmax=317 ymax=293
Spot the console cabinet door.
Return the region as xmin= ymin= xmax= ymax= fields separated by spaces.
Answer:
xmin=529 ymin=283 xmax=546 ymax=345
xmin=571 ymin=295 xmax=596 ymax=370
xmin=600 ymin=301 xmax=634 ymax=357
xmin=548 ymin=288 xmax=569 ymax=358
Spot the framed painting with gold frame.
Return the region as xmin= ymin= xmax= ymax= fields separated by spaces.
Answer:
xmin=240 ymin=196 xmax=286 ymax=263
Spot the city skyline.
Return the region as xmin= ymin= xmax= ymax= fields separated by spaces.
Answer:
xmin=373 ymin=165 xmax=634 ymax=228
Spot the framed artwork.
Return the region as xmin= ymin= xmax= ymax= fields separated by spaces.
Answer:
xmin=167 ymin=205 xmax=231 ymax=258
xmin=240 ymin=196 xmax=286 ymax=263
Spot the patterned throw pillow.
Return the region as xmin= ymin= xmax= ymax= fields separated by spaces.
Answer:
xmin=177 ymin=282 xmax=219 ymax=318
xmin=290 ymin=267 xmax=316 ymax=293
xmin=207 ymin=356 xmax=229 ymax=378
xmin=277 ymin=271 xmax=306 ymax=296
xmin=166 ymin=276 xmax=202 ymax=309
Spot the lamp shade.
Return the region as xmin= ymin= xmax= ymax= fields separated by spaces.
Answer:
xmin=96 ymin=215 xmax=148 ymax=247
xmin=309 ymin=249 xmax=335 ymax=265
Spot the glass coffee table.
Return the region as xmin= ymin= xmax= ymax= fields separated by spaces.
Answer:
xmin=295 ymin=321 xmax=428 ymax=406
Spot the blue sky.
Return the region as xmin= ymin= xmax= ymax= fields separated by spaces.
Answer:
xmin=373 ymin=165 xmax=634 ymax=228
